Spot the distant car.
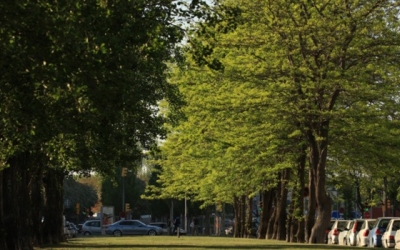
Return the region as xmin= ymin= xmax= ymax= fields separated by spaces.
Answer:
xmin=327 ymin=220 xmax=348 ymax=244
xmin=357 ymin=219 xmax=376 ymax=247
xmin=105 ymin=220 xmax=163 ymax=236
xmin=368 ymin=217 xmax=396 ymax=247
xmin=381 ymin=218 xmax=400 ymax=248
xmin=82 ymin=220 xmax=102 ymax=236
xmin=338 ymin=220 xmax=353 ymax=245
xmin=346 ymin=219 xmax=364 ymax=246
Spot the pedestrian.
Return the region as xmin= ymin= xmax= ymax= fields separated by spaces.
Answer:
xmin=173 ymin=216 xmax=181 ymax=237
xmin=190 ymin=220 xmax=194 ymax=235
xmin=193 ymin=217 xmax=199 ymax=235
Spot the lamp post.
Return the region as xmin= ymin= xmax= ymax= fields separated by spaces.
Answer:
xmin=121 ymin=167 xmax=128 ymax=212
xmin=185 ymin=195 xmax=187 ymax=233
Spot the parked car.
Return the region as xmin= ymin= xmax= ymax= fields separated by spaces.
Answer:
xmin=346 ymin=219 xmax=364 ymax=246
xmin=357 ymin=219 xmax=376 ymax=247
xmin=325 ymin=220 xmax=335 ymax=243
xmin=82 ymin=220 xmax=102 ymax=236
xmin=338 ymin=220 xmax=353 ymax=245
xmin=105 ymin=220 xmax=163 ymax=236
xmin=327 ymin=220 xmax=348 ymax=244
xmin=381 ymin=218 xmax=400 ymax=248
xmin=394 ymin=228 xmax=400 ymax=249
xmin=368 ymin=217 xmax=396 ymax=247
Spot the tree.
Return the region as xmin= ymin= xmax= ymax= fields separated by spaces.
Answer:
xmin=0 ymin=0 xmax=189 ymax=248
xmin=155 ymin=0 xmax=400 ymax=244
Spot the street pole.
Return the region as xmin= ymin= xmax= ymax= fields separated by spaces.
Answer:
xmin=185 ymin=195 xmax=187 ymax=233
xmin=122 ymin=175 xmax=125 ymax=212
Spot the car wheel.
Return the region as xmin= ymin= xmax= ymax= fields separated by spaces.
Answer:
xmin=148 ymin=230 xmax=156 ymax=236
xmin=113 ymin=230 xmax=122 ymax=236
xmin=83 ymin=231 xmax=91 ymax=236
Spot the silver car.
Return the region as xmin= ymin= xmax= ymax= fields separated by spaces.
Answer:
xmin=82 ymin=220 xmax=102 ymax=235
xmin=105 ymin=220 xmax=163 ymax=236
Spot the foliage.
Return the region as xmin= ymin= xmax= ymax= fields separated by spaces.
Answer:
xmin=147 ymin=0 xmax=400 ymax=243
xmin=0 ymin=0 xmax=193 ymax=248
xmin=63 ymin=176 xmax=98 ymax=217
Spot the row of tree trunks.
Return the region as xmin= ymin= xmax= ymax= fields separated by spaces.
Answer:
xmin=233 ymin=194 xmax=254 ymax=238
xmin=0 ymin=152 xmax=66 ymax=250
xmin=271 ymin=169 xmax=289 ymax=240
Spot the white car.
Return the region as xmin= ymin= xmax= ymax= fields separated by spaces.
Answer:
xmin=394 ymin=229 xmax=400 ymax=249
xmin=382 ymin=218 xmax=400 ymax=248
xmin=338 ymin=220 xmax=353 ymax=245
xmin=346 ymin=219 xmax=365 ymax=246
xmin=357 ymin=219 xmax=376 ymax=247
xmin=327 ymin=220 xmax=348 ymax=244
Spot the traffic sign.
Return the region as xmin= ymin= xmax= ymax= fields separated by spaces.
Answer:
xmin=364 ymin=211 xmax=370 ymax=218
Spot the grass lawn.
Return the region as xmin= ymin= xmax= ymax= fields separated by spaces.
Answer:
xmin=36 ymin=235 xmax=353 ymax=250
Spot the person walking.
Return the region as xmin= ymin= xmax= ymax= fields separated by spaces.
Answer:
xmin=193 ymin=217 xmax=199 ymax=236
xmin=190 ymin=220 xmax=195 ymax=235
xmin=173 ymin=216 xmax=181 ymax=237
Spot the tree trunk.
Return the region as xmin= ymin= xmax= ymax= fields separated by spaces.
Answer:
xmin=245 ymin=196 xmax=253 ymax=238
xmin=272 ymin=169 xmax=289 ymax=240
xmin=42 ymin=168 xmax=65 ymax=245
xmin=233 ymin=196 xmax=240 ymax=237
xmin=286 ymin=200 xmax=293 ymax=242
xmin=295 ymin=148 xmax=307 ymax=243
xmin=0 ymin=171 xmax=7 ymax=250
xmin=240 ymin=195 xmax=246 ymax=237
xmin=305 ymin=165 xmax=316 ymax=243
xmin=266 ymin=195 xmax=276 ymax=239
xmin=258 ymin=189 xmax=274 ymax=239
xmin=3 ymin=153 xmax=34 ymax=250
xmin=308 ymin=127 xmax=332 ymax=243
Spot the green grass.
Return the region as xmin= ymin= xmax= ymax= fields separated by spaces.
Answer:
xmin=36 ymin=235 xmax=355 ymax=250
